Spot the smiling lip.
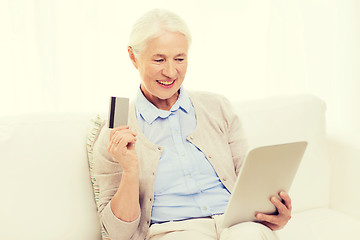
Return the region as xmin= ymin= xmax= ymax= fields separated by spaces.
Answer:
xmin=156 ymin=79 xmax=176 ymax=87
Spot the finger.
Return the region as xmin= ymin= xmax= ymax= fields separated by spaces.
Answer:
xmin=259 ymin=220 xmax=281 ymax=231
xmin=111 ymin=132 xmax=135 ymax=146
xmin=279 ymin=191 xmax=292 ymax=211
xmin=108 ymin=136 xmax=136 ymax=157
xmin=108 ymin=131 xmax=132 ymax=152
xmin=113 ymin=128 xmax=136 ymax=137
xmin=107 ymin=139 xmax=118 ymax=154
xmin=256 ymin=213 xmax=280 ymax=226
xmin=111 ymin=129 xmax=136 ymax=141
xmin=115 ymin=134 xmax=137 ymax=153
xmin=112 ymin=131 xmax=137 ymax=144
xmin=109 ymin=125 xmax=130 ymax=140
xmin=110 ymin=127 xmax=131 ymax=141
xmin=118 ymin=133 xmax=137 ymax=146
xmin=270 ymin=196 xmax=288 ymax=215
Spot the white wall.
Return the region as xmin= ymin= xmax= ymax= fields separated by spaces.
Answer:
xmin=1 ymin=0 xmax=359 ymax=135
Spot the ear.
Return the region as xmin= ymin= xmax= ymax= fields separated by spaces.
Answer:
xmin=128 ymin=46 xmax=138 ymax=69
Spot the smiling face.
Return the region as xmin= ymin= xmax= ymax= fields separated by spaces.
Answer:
xmin=129 ymin=31 xmax=189 ymax=110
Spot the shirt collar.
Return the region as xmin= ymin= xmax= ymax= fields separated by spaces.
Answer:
xmin=135 ymin=85 xmax=192 ymax=124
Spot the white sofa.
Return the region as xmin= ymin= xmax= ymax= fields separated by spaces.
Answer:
xmin=0 ymin=95 xmax=359 ymax=239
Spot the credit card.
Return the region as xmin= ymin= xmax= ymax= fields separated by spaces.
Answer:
xmin=108 ymin=96 xmax=129 ymax=128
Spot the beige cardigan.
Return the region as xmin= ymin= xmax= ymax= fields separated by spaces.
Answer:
xmin=93 ymin=91 xmax=248 ymax=240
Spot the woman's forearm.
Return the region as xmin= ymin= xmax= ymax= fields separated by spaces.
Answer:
xmin=110 ymin=169 xmax=140 ymax=222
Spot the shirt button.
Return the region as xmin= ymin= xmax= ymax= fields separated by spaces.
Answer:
xmin=202 ymin=206 xmax=207 ymax=211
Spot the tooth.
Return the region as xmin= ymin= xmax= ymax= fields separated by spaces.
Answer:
xmin=158 ymin=80 xmax=174 ymax=85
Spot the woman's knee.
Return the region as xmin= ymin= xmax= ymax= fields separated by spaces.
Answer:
xmin=220 ymin=222 xmax=278 ymax=240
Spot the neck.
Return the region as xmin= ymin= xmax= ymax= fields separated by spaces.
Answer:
xmin=155 ymin=96 xmax=178 ymax=111
xmin=141 ymin=88 xmax=180 ymax=111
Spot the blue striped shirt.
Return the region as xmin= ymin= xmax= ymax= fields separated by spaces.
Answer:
xmin=135 ymin=86 xmax=231 ymax=223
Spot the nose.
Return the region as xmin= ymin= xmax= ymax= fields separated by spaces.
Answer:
xmin=162 ymin=61 xmax=177 ymax=79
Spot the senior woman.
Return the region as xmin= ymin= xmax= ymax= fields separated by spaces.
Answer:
xmin=93 ymin=9 xmax=292 ymax=240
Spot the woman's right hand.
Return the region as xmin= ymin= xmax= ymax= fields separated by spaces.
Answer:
xmin=107 ymin=126 xmax=139 ymax=173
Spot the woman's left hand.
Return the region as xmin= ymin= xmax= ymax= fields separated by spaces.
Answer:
xmin=255 ymin=191 xmax=292 ymax=231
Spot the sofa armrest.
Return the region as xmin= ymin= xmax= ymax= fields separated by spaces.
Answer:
xmin=327 ymin=130 xmax=360 ymax=219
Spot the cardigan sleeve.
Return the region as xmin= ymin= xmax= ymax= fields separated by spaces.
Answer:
xmin=221 ymin=96 xmax=249 ymax=176
xmin=93 ymin=125 xmax=140 ymax=240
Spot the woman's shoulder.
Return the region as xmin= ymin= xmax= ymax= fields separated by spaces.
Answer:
xmin=186 ymin=90 xmax=236 ymax=122
xmin=187 ymin=90 xmax=232 ymax=109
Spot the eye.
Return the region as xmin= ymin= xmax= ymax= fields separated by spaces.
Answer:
xmin=154 ymin=59 xmax=164 ymax=63
xmin=175 ymin=58 xmax=184 ymax=62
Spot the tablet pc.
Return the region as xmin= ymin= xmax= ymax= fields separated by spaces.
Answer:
xmin=221 ymin=141 xmax=307 ymax=228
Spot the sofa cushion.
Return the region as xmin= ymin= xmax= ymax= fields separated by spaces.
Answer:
xmin=0 ymin=113 xmax=101 ymax=240
xmin=277 ymin=208 xmax=359 ymax=239
xmin=86 ymin=114 xmax=110 ymax=240
xmin=232 ymin=95 xmax=330 ymax=213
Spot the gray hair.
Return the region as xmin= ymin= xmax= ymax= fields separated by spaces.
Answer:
xmin=128 ymin=9 xmax=192 ymax=56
